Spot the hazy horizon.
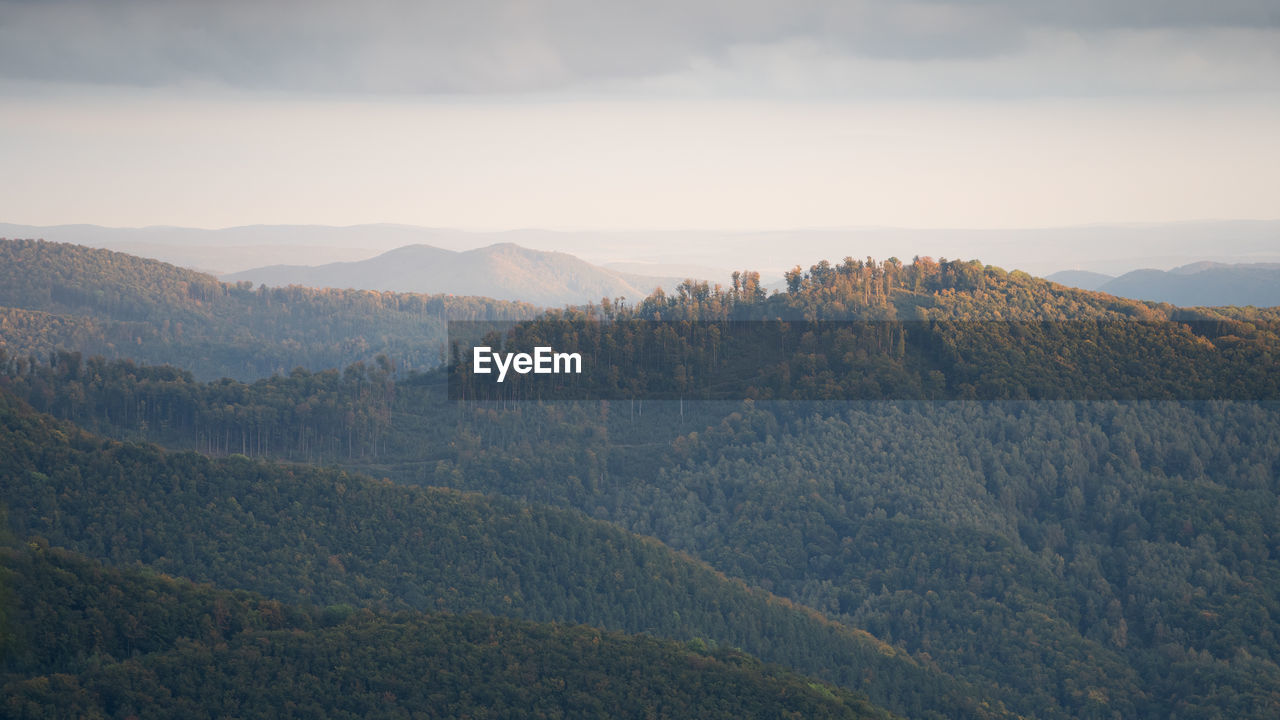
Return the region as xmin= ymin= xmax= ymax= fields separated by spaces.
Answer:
xmin=6 ymin=219 xmax=1280 ymax=281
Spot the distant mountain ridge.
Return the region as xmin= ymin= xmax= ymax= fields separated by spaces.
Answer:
xmin=1048 ymin=262 xmax=1280 ymax=307
xmin=1044 ymin=269 xmax=1113 ymax=291
xmin=225 ymin=242 xmax=696 ymax=306
xmin=6 ymin=219 xmax=1280 ymax=279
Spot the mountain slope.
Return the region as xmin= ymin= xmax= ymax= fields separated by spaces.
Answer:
xmin=0 ymin=238 xmax=537 ymax=380
xmin=225 ymin=242 xmax=687 ymax=306
xmin=0 ymin=546 xmax=896 ymax=720
xmin=0 ymin=391 xmax=999 ymax=719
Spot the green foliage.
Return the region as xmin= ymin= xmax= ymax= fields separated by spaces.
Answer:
xmin=3 ymin=352 xmax=398 ymax=462
xmin=1 ymin=546 xmax=896 ymax=720
xmin=0 ymin=392 xmax=994 ymax=719
xmin=416 ymin=397 xmax=1280 ymax=719
xmin=16 ymin=358 xmax=1280 ymax=718
xmin=444 ymin=256 xmax=1279 ymax=401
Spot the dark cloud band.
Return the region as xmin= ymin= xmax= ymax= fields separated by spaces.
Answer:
xmin=1 ymin=0 xmax=1277 ymax=94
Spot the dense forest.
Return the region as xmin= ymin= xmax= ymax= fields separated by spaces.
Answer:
xmin=0 ymin=239 xmax=539 ymax=380
xmin=0 ymin=545 xmax=895 ymax=719
xmin=0 ymin=392 xmax=998 ymax=719
xmin=3 ymin=243 xmax=1279 ymax=718
xmin=3 ymin=353 xmax=400 ymax=461
xmin=14 ymin=356 xmax=1276 ymax=717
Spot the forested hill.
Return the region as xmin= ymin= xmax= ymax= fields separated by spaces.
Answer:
xmin=0 ymin=390 xmax=1002 ymax=719
xmin=7 ymin=239 xmax=1279 ymax=385
xmin=444 ymin=257 xmax=1279 ymax=402
xmin=7 ymin=257 xmax=1278 ymax=718
xmin=624 ymin=256 xmax=1245 ymax=321
xmin=0 ymin=238 xmax=539 ymax=380
xmin=7 ymin=244 xmax=1280 ymax=717
xmin=9 ymin=365 xmax=1280 ymax=716
xmin=0 ymin=545 xmax=896 ymax=720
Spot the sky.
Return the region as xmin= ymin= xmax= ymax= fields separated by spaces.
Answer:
xmin=2 ymin=0 xmax=1278 ymax=231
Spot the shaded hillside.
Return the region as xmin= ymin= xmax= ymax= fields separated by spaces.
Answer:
xmin=0 ymin=238 xmax=538 ymax=380
xmin=0 ymin=546 xmax=896 ymax=720
xmin=15 ymin=355 xmax=1280 ymax=717
xmin=225 ymin=242 xmax=686 ymax=306
xmin=0 ymin=391 xmax=999 ymax=719
xmin=447 ymin=315 xmax=1280 ymax=402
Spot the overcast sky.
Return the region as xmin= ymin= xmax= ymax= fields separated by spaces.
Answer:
xmin=2 ymin=0 xmax=1278 ymax=230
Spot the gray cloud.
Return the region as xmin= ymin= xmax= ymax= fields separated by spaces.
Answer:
xmin=1 ymin=0 xmax=1277 ymax=95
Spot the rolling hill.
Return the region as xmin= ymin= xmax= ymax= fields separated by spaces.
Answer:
xmin=0 ymin=390 xmax=998 ymax=719
xmin=0 ymin=238 xmax=538 ymax=380
xmin=1043 ymin=269 xmax=1113 ymax=291
xmin=6 ymin=244 xmax=1280 ymax=718
xmin=8 ymin=219 xmax=1280 ymax=280
xmin=0 ymin=545 xmax=896 ymax=720
xmin=225 ymin=242 xmax=689 ymax=306
xmin=1048 ymin=262 xmax=1280 ymax=306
